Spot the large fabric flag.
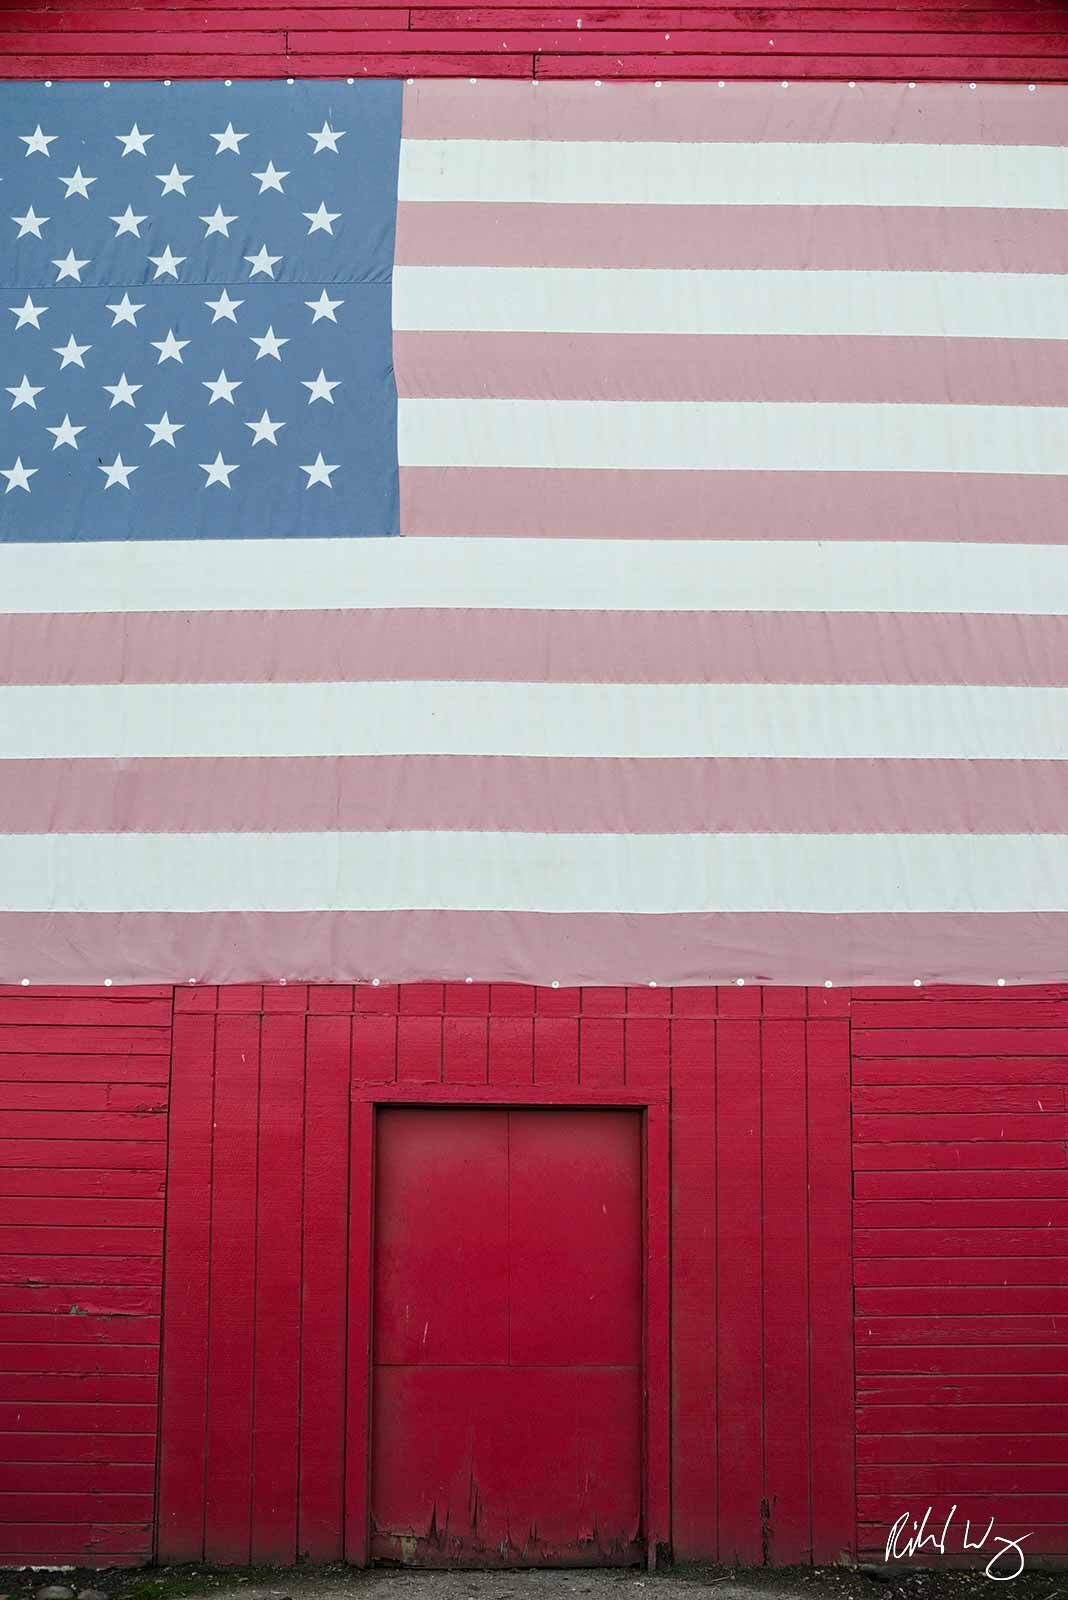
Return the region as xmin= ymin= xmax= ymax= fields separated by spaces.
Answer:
xmin=1 ymin=78 xmax=1066 ymax=985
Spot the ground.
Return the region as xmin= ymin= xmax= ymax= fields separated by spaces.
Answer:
xmin=3 ymin=1563 xmax=1066 ymax=1600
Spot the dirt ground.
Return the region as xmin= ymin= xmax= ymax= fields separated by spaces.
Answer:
xmin=3 ymin=1562 xmax=1066 ymax=1600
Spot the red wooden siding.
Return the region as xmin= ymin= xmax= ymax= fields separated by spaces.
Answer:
xmin=3 ymin=1 xmax=1068 ymax=81
xmin=852 ymin=986 xmax=1068 ymax=1562
xmin=154 ymin=981 xmax=854 ymax=1567
xmin=0 ymin=984 xmax=171 ymax=1567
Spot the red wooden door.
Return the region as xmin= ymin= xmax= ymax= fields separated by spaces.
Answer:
xmin=369 ymin=1107 xmax=643 ymax=1566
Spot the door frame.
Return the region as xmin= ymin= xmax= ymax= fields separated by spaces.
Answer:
xmin=345 ymin=1083 xmax=670 ymax=1568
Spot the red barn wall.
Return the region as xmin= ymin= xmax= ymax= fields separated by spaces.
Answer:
xmin=3 ymin=2 xmax=1068 ymax=82
xmin=2 ymin=981 xmax=1067 ymax=1567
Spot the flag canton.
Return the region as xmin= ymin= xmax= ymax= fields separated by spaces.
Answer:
xmin=0 ymin=79 xmax=402 ymax=541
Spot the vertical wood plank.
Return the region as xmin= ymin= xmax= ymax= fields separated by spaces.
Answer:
xmin=157 ymin=1010 xmax=214 ymax=1562
xmin=807 ymin=1014 xmax=855 ymax=1564
xmin=715 ymin=1018 xmax=764 ymax=1564
xmin=488 ymin=1016 xmax=533 ymax=1086
xmin=352 ymin=1014 xmax=396 ymax=1086
xmin=203 ymin=1013 xmax=259 ymax=1563
xmin=345 ymin=1101 xmax=374 ymax=1566
xmin=532 ymin=1016 xmax=579 ymax=1087
xmin=250 ymin=1013 xmax=304 ymax=1562
xmin=299 ymin=1013 xmax=351 ymax=1560
xmin=645 ymin=1101 xmax=671 ymax=1562
xmin=396 ymin=1015 xmax=443 ymax=1084
xmin=761 ymin=1018 xmax=811 ymax=1564
xmin=580 ymin=1017 xmax=625 ymax=1088
xmin=443 ymin=1015 xmax=488 ymax=1085
xmin=670 ymin=1016 xmax=716 ymax=1560
xmin=625 ymin=1017 xmax=669 ymax=1095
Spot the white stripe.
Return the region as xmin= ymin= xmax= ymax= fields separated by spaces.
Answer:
xmin=399 ymin=399 xmax=1068 ymax=474
xmin=398 ymin=139 xmax=1068 ymax=210
xmin=4 ymin=683 xmax=1068 ymax=760
xmin=1 ymin=538 xmax=1066 ymax=616
xmin=393 ymin=266 xmax=1068 ymax=340
xmin=2 ymin=831 xmax=1066 ymax=914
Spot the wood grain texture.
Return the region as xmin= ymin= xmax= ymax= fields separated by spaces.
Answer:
xmin=3 ymin=2 xmax=1067 ymax=78
xmin=0 ymin=991 xmax=172 ymax=1569
xmin=852 ymin=991 xmax=1068 ymax=1561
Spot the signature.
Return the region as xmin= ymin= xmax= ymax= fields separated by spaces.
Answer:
xmin=886 ymin=1506 xmax=1031 ymax=1581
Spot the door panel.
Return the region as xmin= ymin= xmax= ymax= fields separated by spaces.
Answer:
xmin=370 ymin=1107 xmax=643 ymax=1566
xmin=508 ymin=1109 xmax=641 ymax=1367
xmin=373 ymin=1108 xmax=509 ymax=1367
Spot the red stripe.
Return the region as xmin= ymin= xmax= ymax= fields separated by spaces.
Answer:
xmin=395 ymin=332 xmax=1068 ymax=404
xmin=2 ymin=610 xmax=1066 ymax=686
xmin=401 ymin=466 xmax=1068 ymax=541
xmin=0 ymin=757 xmax=1063 ymax=835
xmin=401 ymin=79 xmax=1068 ymax=144
xmin=395 ymin=203 xmax=1068 ymax=272
xmin=0 ymin=909 xmax=1063 ymax=986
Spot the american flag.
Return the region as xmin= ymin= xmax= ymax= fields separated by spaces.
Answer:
xmin=2 ymin=77 xmax=1067 ymax=986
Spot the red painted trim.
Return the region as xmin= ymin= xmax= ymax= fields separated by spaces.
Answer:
xmin=344 ymin=1100 xmax=374 ymax=1566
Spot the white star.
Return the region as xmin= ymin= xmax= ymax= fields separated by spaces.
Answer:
xmin=200 ymin=204 xmax=237 ymax=238
xmin=9 ymin=295 xmax=47 ymax=331
xmin=203 ymin=369 xmax=241 ymax=405
xmin=302 ymin=368 xmax=340 ymax=405
xmin=300 ymin=451 xmax=339 ymax=488
xmin=246 ymin=409 xmax=285 ymax=446
xmin=111 ymin=205 xmax=147 ymax=238
xmin=205 ymin=289 xmax=243 ymax=324
xmin=210 ymin=122 xmax=248 ymax=154
xmin=53 ymin=333 xmax=91 ymax=369
xmin=250 ymin=325 xmax=288 ymax=361
xmin=199 ymin=451 xmax=238 ymax=488
xmin=12 ymin=206 xmax=48 ymax=239
xmin=156 ymin=163 xmax=193 ymax=196
xmin=106 ymin=293 xmax=145 ymax=327
xmin=145 ymin=411 xmax=184 ymax=448
xmin=52 ymin=248 xmax=90 ymax=283
xmin=148 ymin=244 xmax=186 ymax=280
xmin=308 ymin=121 xmax=346 ymax=154
xmin=6 ymin=375 xmax=43 ymax=411
xmin=103 ymin=372 xmax=141 ymax=409
xmin=99 ymin=453 xmax=138 ymax=490
xmin=244 ymin=244 xmax=281 ymax=279
xmin=59 ymin=165 xmax=96 ymax=199
xmin=251 ymin=161 xmax=288 ymax=194
xmin=305 ymin=289 xmax=343 ymax=324
xmin=150 ymin=329 xmax=189 ymax=364
xmin=1 ymin=457 xmax=37 ymax=493
xmin=47 ymin=414 xmax=85 ymax=451
xmin=20 ymin=125 xmax=57 ymax=157
xmin=303 ymin=201 xmax=342 ymax=236
xmin=116 ymin=123 xmax=154 ymax=157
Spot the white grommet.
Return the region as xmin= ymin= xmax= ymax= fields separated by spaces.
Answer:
xmin=20 ymin=978 xmax=30 ymax=987
xmin=969 ymin=82 xmax=976 ymax=89
xmin=913 ymin=979 xmax=922 ymax=987
xmin=1029 ymin=85 xmax=1036 ymax=91
xmin=225 ymin=78 xmax=232 ymax=86
xmin=469 ymin=77 xmax=477 ymax=84
xmin=718 ymin=80 xmax=725 ymax=87
xmin=348 ymin=77 xmax=355 ymax=84
xmin=908 ymin=81 xmax=916 ymax=88
xmin=465 ymin=976 xmax=473 ymax=983
xmin=103 ymin=80 xmax=111 ymax=87
xmin=654 ymin=80 xmax=662 ymax=88
xmin=735 ymin=977 xmax=745 ymax=986
xmin=551 ymin=980 xmax=560 ymax=988
xmin=781 ymin=80 xmax=789 ymax=87
xmin=279 ymin=978 xmax=287 ymax=986
xmin=164 ymin=79 xmax=172 ymax=86
xmin=371 ymin=977 xmax=381 ymax=987
xmin=848 ymin=80 xmax=856 ymax=87
xmin=187 ymin=978 xmax=196 ymax=985
xmin=824 ymin=980 xmax=833 ymax=988
xmin=406 ymin=77 xmax=413 ymax=84
xmin=649 ymin=980 xmax=657 ymax=988
xmin=997 ymin=977 xmax=1007 ymax=986
xmin=45 ymin=80 xmax=53 ymax=87
xmin=594 ymin=79 xmax=601 ymax=86
xmin=104 ymin=979 xmax=113 ymax=988
xmin=287 ymin=77 xmax=295 ymax=84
